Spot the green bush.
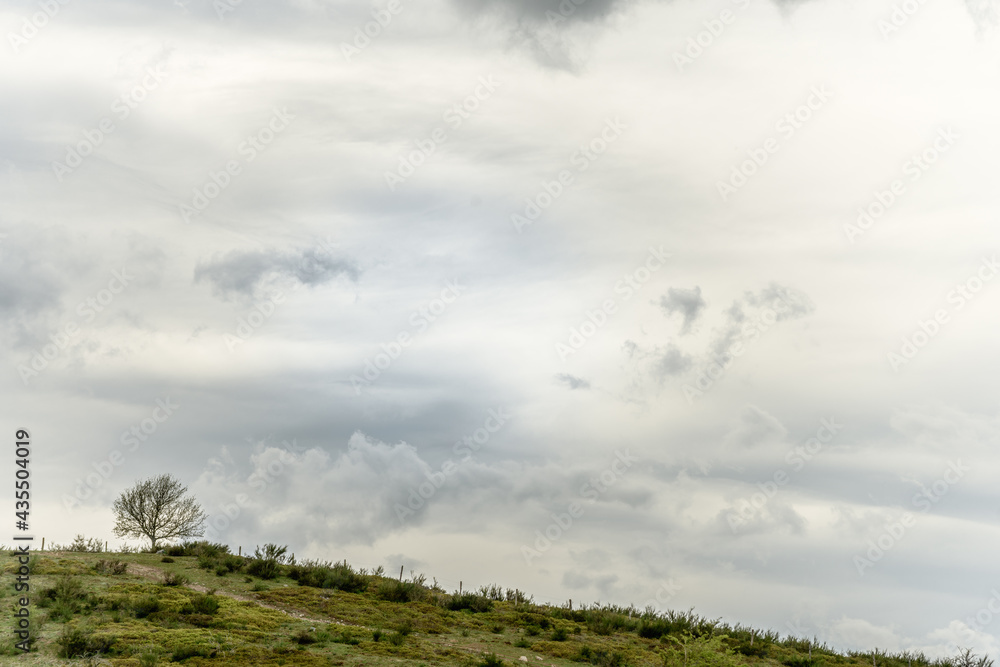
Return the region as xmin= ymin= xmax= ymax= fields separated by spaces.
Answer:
xmin=39 ymin=575 xmax=93 ymax=620
xmin=333 ymin=630 xmax=361 ymax=645
xmin=479 ymin=654 xmax=505 ymax=667
xmin=288 ymin=560 xmax=368 ymax=593
xmin=170 ymin=645 xmax=212 ymax=661
xmin=132 ymin=594 xmax=161 ymax=618
xmin=552 ymin=627 xmax=568 ymax=641
xmin=55 ymin=625 xmax=113 ymax=658
xmin=376 ymin=579 xmax=423 ymax=603
xmin=577 ymin=646 xmax=626 ymax=667
xmin=162 ymin=572 xmax=189 ymax=587
xmin=246 ymin=543 xmax=288 ymax=580
xmin=177 ymin=540 xmax=229 ymax=558
xmin=138 ymin=652 xmax=161 ymax=667
xmin=295 ymin=629 xmax=317 ymax=645
xmin=445 ymin=592 xmax=493 ymax=613
xmin=188 ymin=593 xmax=219 ymax=615
xmin=783 ymin=658 xmax=817 ymax=667
xmin=56 ymin=534 xmax=104 ymax=553
xmin=160 ymin=556 xmax=175 ymax=563
xmin=222 ymin=554 xmax=245 ymax=572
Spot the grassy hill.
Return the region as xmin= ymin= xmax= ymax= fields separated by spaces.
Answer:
xmin=0 ymin=541 xmax=980 ymax=666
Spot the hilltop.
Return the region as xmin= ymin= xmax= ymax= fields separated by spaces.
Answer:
xmin=0 ymin=541 xmax=983 ymax=666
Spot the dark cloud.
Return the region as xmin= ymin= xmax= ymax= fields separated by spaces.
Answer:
xmin=194 ymin=245 xmax=360 ymax=300
xmin=659 ymin=286 xmax=705 ymax=335
xmin=556 ymin=373 xmax=591 ymax=390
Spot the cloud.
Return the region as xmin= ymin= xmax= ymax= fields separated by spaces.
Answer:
xmin=725 ymin=405 xmax=789 ymax=449
xmin=451 ymin=0 xmax=634 ymax=25
xmin=659 ymin=286 xmax=706 ymax=335
xmin=709 ymin=283 xmax=815 ymax=363
xmin=194 ymin=245 xmax=359 ymax=300
xmin=652 ymin=343 xmax=693 ymax=379
xmin=556 ymin=373 xmax=591 ymax=390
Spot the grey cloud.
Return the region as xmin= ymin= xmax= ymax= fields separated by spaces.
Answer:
xmin=725 ymin=405 xmax=788 ymax=449
xmin=659 ymin=286 xmax=706 ymax=335
xmin=653 ymin=343 xmax=693 ymax=379
xmin=562 ymin=571 xmax=593 ymax=589
xmin=710 ymin=283 xmax=815 ymax=363
xmin=743 ymin=282 xmax=815 ymax=322
xmin=450 ymin=0 xmax=633 ymax=25
xmin=194 ymin=245 xmax=360 ymax=300
xmin=556 ymin=373 xmax=591 ymax=390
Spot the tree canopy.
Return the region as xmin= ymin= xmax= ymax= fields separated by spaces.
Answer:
xmin=112 ymin=474 xmax=206 ymax=550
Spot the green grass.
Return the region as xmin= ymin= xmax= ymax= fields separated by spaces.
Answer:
xmin=0 ymin=548 xmax=981 ymax=667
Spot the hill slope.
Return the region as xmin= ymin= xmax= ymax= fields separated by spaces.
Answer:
xmin=0 ymin=545 xmax=977 ymax=666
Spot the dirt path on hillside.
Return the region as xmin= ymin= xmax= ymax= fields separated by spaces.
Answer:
xmin=124 ymin=562 xmax=343 ymax=626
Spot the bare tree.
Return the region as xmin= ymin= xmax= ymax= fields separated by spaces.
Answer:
xmin=112 ymin=474 xmax=206 ymax=551
xmin=953 ymin=648 xmax=995 ymax=667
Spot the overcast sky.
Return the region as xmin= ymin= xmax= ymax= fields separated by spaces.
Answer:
xmin=3 ymin=0 xmax=1000 ymax=658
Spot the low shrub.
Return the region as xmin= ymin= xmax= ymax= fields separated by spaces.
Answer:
xmin=295 ymin=629 xmax=317 ymax=645
xmin=332 ymin=630 xmax=361 ymax=645
xmin=171 ymin=645 xmax=212 ymax=661
xmin=187 ymin=593 xmax=219 ymax=616
xmin=39 ymin=575 xmax=93 ymax=620
xmin=95 ymin=558 xmax=129 ymax=575
xmin=376 ymin=579 xmax=423 ymax=603
xmin=55 ymin=625 xmax=113 ymax=658
xmin=445 ymin=592 xmax=493 ymax=613
xmin=162 ymin=572 xmax=189 ymax=587
xmin=288 ymin=560 xmax=368 ymax=593
xmin=160 ymin=556 xmax=175 ymax=564
xmin=734 ymin=641 xmax=768 ymax=657
xmin=55 ymin=534 xmax=104 ymax=553
xmin=578 ymin=646 xmax=626 ymax=667
xmin=246 ymin=544 xmax=288 ymax=580
xmin=132 ymin=595 xmax=161 ymax=618
xmin=479 ymin=654 xmax=505 ymax=667
xmin=177 ymin=540 xmax=229 ymax=558
xmin=222 ymin=554 xmax=245 ymax=572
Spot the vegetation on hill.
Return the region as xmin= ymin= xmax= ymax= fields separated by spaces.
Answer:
xmin=1 ymin=539 xmax=991 ymax=666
